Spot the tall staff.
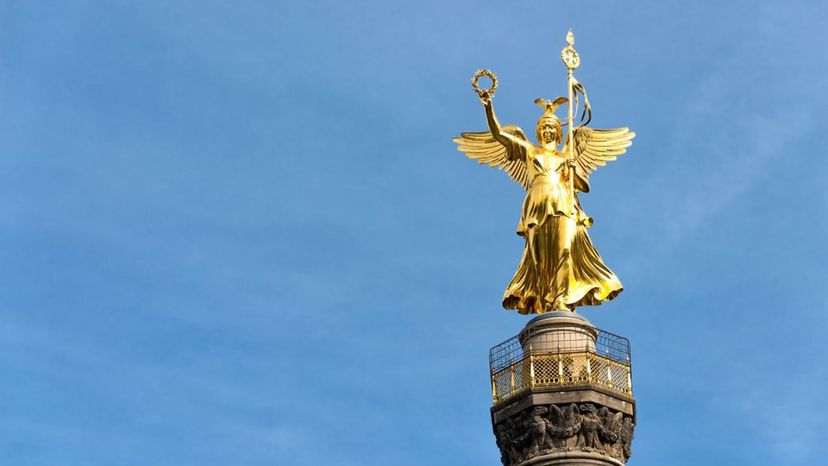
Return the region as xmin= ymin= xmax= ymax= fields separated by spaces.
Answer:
xmin=560 ymin=29 xmax=581 ymax=201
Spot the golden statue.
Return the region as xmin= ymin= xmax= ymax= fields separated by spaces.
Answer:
xmin=453 ymin=30 xmax=635 ymax=314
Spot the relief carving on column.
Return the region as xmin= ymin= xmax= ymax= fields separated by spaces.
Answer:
xmin=494 ymin=403 xmax=634 ymax=466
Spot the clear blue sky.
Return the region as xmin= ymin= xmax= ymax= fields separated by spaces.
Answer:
xmin=1 ymin=1 xmax=826 ymax=465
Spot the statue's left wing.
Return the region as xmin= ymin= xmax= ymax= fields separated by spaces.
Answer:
xmin=566 ymin=126 xmax=635 ymax=193
xmin=453 ymin=125 xmax=531 ymax=190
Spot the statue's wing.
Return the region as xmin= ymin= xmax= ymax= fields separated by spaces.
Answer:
xmin=565 ymin=126 xmax=635 ymax=193
xmin=612 ymin=412 xmax=624 ymax=431
xmin=453 ymin=125 xmax=531 ymax=190
xmin=548 ymin=404 xmax=564 ymax=425
xmin=563 ymin=403 xmax=582 ymax=436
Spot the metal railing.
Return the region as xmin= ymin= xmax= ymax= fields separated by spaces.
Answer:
xmin=489 ymin=327 xmax=632 ymax=404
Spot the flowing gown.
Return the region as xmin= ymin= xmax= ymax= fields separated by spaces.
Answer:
xmin=502 ymin=146 xmax=622 ymax=313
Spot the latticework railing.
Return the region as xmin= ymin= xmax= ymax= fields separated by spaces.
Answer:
xmin=490 ymin=327 xmax=632 ymax=404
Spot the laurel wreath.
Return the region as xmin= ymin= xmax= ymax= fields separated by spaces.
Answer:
xmin=472 ymin=69 xmax=498 ymax=99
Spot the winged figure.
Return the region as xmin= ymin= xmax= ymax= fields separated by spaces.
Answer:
xmin=547 ymin=403 xmax=582 ymax=447
xmin=454 ymin=88 xmax=634 ymax=314
xmin=598 ymin=407 xmax=625 ymax=456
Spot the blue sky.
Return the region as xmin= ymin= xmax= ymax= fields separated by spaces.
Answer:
xmin=1 ymin=1 xmax=826 ymax=465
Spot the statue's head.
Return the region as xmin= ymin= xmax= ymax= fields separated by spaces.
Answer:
xmin=534 ymin=97 xmax=567 ymax=145
xmin=536 ymin=117 xmax=562 ymax=146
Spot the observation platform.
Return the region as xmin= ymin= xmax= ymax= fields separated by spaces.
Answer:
xmin=489 ymin=312 xmax=632 ymax=405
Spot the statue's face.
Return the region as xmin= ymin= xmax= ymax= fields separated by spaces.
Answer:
xmin=539 ymin=123 xmax=559 ymax=145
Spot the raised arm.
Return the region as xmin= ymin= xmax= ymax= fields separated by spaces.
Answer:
xmin=482 ymin=98 xmax=521 ymax=147
xmin=466 ymin=70 xmax=531 ymax=164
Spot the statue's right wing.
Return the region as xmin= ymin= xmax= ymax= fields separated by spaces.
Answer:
xmin=453 ymin=125 xmax=532 ymax=190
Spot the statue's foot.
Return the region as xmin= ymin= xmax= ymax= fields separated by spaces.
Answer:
xmin=550 ymin=298 xmax=574 ymax=312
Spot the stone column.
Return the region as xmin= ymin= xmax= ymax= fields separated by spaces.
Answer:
xmin=490 ymin=313 xmax=635 ymax=466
